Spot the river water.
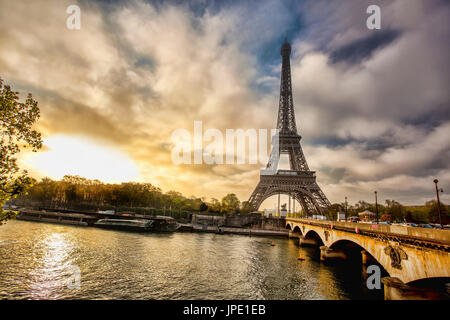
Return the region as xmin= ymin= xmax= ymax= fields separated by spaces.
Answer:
xmin=0 ymin=220 xmax=383 ymax=300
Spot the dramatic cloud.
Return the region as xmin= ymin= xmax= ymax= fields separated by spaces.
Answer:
xmin=0 ymin=0 xmax=448 ymax=206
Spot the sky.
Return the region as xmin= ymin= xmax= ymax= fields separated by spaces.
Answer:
xmin=0 ymin=0 xmax=449 ymax=207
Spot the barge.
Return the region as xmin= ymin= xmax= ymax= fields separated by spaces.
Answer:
xmin=16 ymin=209 xmax=94 ymax=226
xmin=151 ymin=215 xmax=179 ymax=232
xmin=15 ymin=209 xmax=179 ymax=232
xmin=93 ymin=216 xmax=179 ymax=232
xmin=94 ymin=219 xmax=154 ymax=232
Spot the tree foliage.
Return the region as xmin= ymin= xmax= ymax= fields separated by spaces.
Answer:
xmin=12 ymin=174 xmax=256 ymax=215
xmin=327 ymin=198 xmax=448 ymax=224
xmin=0 ymin=78 xmax=42 ymax=224
xmin=221 ymin=193 xmax=241 ymax=214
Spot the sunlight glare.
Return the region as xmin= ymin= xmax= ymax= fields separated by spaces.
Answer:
xmin=25 ymin=135 xmax=140 ymax=182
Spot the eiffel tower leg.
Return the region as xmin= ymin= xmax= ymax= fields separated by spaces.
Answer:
xmin=308 ymin=184 xmax=331 ymax=214
xmin=248 ymin=182 xmax=268 ymax=210
xmin=290 ymin=145 xmax=309 ymax=171
xmin=304 ymin=194 xmax=318 ymax=216
xmin=293 ymin=193 xmax=310 ymax=217
xmin=294 ymin=188 xmax=329 ymax=216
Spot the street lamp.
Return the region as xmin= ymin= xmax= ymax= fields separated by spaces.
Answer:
xmin=374 ymin=191 xmax=379 ymax=224
xmin=433 ymin=179 xmax=443 ymax=229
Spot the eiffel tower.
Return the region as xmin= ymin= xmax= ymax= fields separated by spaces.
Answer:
xmin=248 ymin=38 xmax=331 ymax=215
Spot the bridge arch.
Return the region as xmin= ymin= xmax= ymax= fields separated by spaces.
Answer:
xmin=292 ymin=225 xmax=302 ymax=235
xmin=329 ymin=239 xmax=390 ymax=274
xmin=286 ymin=223 xmax=292 ymax=230
xmin=304 ymin=229 xmax=324 ymax=246
xmin=329 ymin=239 xmax=377 ymax=256
xmin=324 ymin=236 xmax=445 ymax=285
xmin=328 ymin=237 xmax=392 ymax=273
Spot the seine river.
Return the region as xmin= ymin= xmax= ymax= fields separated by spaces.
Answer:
xmin=0 ymin=220 xmax=383 ymax=300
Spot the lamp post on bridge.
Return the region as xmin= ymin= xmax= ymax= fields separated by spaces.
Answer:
xmin=433 ymin=179 xmax=443 ymax=229
xmin=374 ymin=191 xmax=379 ymax=224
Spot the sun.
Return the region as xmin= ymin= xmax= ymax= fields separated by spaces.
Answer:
xmin=22 ymin=135 xmax=140 ymax=183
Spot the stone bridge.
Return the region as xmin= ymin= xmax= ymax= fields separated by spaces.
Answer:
xmin=286 ymin=218 xmax=450 ymax=299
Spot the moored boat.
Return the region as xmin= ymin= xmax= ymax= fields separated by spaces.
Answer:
xmin=151 ymin=216 xmax=179 ymax=232
xmin=94 ymin=219 xmax=154 ymax=232
xmin=15 ymin=209 xmax=180 ymax=233
xmin=16 ymin=209 xmax=92 ymax=226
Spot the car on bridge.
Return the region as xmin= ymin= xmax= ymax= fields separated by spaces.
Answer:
xmin=402 ymin=222 xmax=418 ymax=227
xmin=419 ymin=224 xmax=434 ymax=229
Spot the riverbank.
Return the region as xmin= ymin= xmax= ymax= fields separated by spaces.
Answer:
xmin=15 ymin=208 xmax=289 ymax=238
xmin=179 ymin=223 xmax=289 ymax=237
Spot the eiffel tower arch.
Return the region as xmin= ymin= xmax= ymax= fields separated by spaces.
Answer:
xmin=248 ymin=38 xmax=331 ymax=216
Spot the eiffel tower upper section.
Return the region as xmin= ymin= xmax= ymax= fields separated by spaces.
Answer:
xmin=272 ymin=37 xmax=310 ymax=172
xmin=277 ymin=37 xmax=298 ymax=135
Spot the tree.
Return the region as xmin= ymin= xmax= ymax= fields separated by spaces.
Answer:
xmin=208 ymin=198 xmax=221 ymax=213
xmin=327 ymin=203 xmax=342 ymax=220
xmin=405 ymin=211 xmax=413 ymax=222
xmin=0 ymin=78 xmax=42 ymax=224
xmin=240 ymin=201 xmax=253 ymax=214
xmin=425 ymin=200 xmax=448 ymax=224
xmin=384 ymin=199 xmax=405 ymax=222
xmin=221 ymin=193 xmax=240 ymax=214
xmin=199 ymin=202 xmax=208 ymax=212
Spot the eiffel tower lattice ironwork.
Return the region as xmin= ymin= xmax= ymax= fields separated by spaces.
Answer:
xmin=248 ymin=38 xmax=331 ymax=215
